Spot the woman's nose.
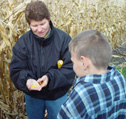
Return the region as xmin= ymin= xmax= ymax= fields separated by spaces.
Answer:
xmin=37 ymin=25 xmax=43 ymax=32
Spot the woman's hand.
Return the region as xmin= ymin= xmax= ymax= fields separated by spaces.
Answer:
xmin=26 ymin=75 xmax=48 ymax=91
xmin=26 ymin=79 xmax=41 ymax=91
xmin=37 ymin=75 xmax=49 ymax=89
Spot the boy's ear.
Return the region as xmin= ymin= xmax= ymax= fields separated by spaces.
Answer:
xmin=80 ymin=56 xmax=89 ymax=70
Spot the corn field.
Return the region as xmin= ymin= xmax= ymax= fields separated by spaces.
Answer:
xmin=0 ymin=0 xmax=126 ymax=118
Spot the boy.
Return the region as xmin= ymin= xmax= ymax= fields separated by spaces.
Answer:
xmin=57 ymin=30 xmax=126 ymax=119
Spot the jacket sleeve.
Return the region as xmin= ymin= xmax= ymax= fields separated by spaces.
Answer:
xmin=10 ymin=38 xmax=36 ymax=93
xmin=46 ymin=34 xmax=75 ymax=90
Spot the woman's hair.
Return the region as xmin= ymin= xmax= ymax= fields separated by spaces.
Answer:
xmin=69 ymin=30 xmax=112 ymax=69
xmin=25 ymin=1 xmax=50 ymax=24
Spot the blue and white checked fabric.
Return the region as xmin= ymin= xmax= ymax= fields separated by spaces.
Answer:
xmin=57 ymin=65 xmax=126 ymax=119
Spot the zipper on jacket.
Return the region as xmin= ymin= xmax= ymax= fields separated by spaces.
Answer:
xmin=41 ymin=42 xmax=45 ymax=75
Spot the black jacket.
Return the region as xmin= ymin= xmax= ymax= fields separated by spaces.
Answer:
xmin=10 ymin=21 xmax=75 ymax=100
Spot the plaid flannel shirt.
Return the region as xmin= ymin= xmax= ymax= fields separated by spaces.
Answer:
xmin=57 ymin=65 xmax=126 ymax=119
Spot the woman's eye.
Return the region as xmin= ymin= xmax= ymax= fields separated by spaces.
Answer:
xmin=32 ymin=25 xmax=37 ymax=27
xmin=41 ymin=23 xmax=45 ymax=26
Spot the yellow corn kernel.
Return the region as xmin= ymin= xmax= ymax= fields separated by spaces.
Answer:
xmin=32 ymin=84 xmax=37 ymax=88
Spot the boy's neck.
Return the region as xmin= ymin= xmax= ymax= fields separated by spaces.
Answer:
xmin=88 ymin=65 xmax=107 ymax=75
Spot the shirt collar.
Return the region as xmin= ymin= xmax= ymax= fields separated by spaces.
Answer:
xmin=75 ymin=65 xmax=116 ymax=85
xmin=44 ymin=28 xmax=51 ymax=39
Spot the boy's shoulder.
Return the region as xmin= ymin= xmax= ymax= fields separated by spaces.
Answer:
xmin=70 ymin=81 xmax=95 ymax=101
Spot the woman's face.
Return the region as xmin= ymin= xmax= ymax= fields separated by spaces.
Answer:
xmin=30 ymin=19 xmax=50 ymax=38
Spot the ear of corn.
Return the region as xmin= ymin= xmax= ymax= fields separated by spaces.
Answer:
xmin=0 ymin=0 xmax=126 ymax=118
xmin=57 ymin=60 xmax=63 ymax=68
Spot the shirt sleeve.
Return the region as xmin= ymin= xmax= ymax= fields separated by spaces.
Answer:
xmin=57 ymin=86 xmax=88 ymax=119
xmin=57 ymin=97 xmax=75 ymax=119
xmin=57 ymin=80 xmax=93 ymax=119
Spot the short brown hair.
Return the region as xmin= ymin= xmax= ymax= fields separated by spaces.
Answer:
xmin=69 ymin=30 xmax=112 ymax=69
xmin=25 ymin=1 xmax=50 ymax=24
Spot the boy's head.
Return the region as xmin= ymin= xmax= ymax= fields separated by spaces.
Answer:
xmin=69 ymin=30 xmax=112 ymax=77
xmin=25 ymin=1 xmax=50 ymax=25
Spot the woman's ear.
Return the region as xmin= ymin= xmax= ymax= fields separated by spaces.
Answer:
xmin=80 ymin=56 xmax=89 ymax=70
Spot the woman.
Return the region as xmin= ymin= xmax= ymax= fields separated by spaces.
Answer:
xmin=10 ymin=1 xmax=75 ymax=119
